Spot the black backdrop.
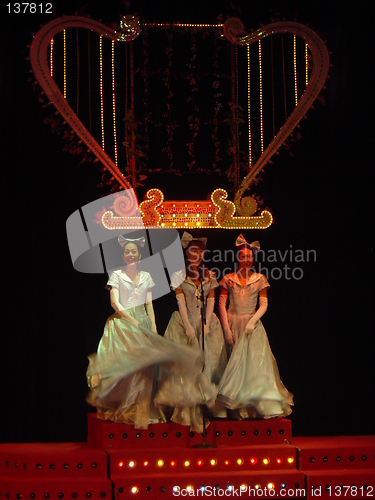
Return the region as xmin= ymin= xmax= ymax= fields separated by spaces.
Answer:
xmin=2 ymin=1 xmax=374 ymax=443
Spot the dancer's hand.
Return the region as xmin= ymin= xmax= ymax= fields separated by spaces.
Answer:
xmin=245 ymin=320 xmax=256 ymax=335
xmin=224 ymin=327 xmax=234 ymax=345
xmin=185 ymin=323 xmax=196 ymax=343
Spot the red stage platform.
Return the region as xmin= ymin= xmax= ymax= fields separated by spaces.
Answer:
xmin=1 ymin=414 xmax=374 ymax=499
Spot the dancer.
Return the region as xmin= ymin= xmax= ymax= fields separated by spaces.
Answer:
xmin=217 ymin=234 xmax=293 ymax=418
xmin=86 ymin=235 xmax=210 ymax=429
xmin=160 ymin=232 xmax=227 ymax=432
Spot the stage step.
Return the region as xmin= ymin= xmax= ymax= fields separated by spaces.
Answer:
xmin=87 ymin=412 xmax=292 ymax=449
xmin=108 ymin=443 xmax=298 ymax=474
xmin=0 ymin=477 xmax=112 ymax=498
xmin=0 ymin=442 xmax=107 ymax=479
xmin=1 ymin=417 xmax=374 ymax=499
xmin=112 ymin=469 xmax=306 ymax=498
xmin=294 ymin=436 xmax=375 ymax=471
xmin=294 ymin=436 xmax=375 ymax=499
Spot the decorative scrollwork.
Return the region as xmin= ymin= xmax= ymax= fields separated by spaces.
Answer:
xmin=235 ymin=194 xmax=258 ymax=217
xmin=223 ymin=17 xmax=245 ymax=42
xmin=139 ymin=188 xmax=164 ymax=227
xmin=212 ymin=189 xmax=272 ymax=229
xmin=117 ymin=15 xmax=142 ymax=41
xmin=113 ymin=191 xmax=139 ymax=217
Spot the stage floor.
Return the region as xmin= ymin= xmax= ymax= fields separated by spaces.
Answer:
xmin=1 ymin=414 xmax=374 ymax=499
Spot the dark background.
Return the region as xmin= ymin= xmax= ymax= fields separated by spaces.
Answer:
xmin=1 ymin=1 xmax=374 ymax=443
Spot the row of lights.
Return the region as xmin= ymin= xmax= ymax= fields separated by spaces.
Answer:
xmin=5 ymin=461 xmax=98 ymax=469
xmin=143 ymin=23 xmax=224 ymax=28
xmin=128 ymin=483 xmax=287 ymax=495
xmin=118 ymin=456 xmax=294 ymax=468
xmin=13 ymin=492 xmax=106 ymax=499
xmin=112 ymin=40 xmax=118 ymax=167
xmin=161 ymin=213 xmax=213 ymax=219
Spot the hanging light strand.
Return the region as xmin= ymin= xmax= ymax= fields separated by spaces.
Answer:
xmin=247 ymin=44 xmax=252 ymax=167
xmin=294 ymin=35 xmax=298 ymax=106
xmin=63 ymin=29 xmax=66 ymax=99
xmin=305 ymin=43 xmax=309 ymax=87
xmin=259 ymin=40 xmax=264 ymax=155
xmin=49 ymin=38 xmax=54 ymax=76
xmin=281 ymin=35 xmax=287 ymax=120
xmin=235 ymin=45 xmax=240 ymax=186
xmin=144 ymin=22 xmax=223 ymax=28
xmin=99 ymin=35 xmax=105 ymax=151
xmin=271 ymin=36 xmax=276 ymax=137
xmin=231 ymin=43 xmax=237 ymax=188
xmin=88 ymin=31 xmax=92 ymax=133
xmin=112 ymin=40 xmax=118 ymax=166
xmin=76 ymin=29 xmax=79 ymax=115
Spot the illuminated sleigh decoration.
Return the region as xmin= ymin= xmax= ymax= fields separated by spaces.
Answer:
xmin=30 ymin=15 xmax=329 ymax=229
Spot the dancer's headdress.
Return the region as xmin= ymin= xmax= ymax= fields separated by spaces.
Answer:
xmin=180 ymin=231 xmax=207 ymax=249
xmin=118 ymin=235 xmax=146 ymax=248
xmin=235 ymin=234 xmax=260 ymax=253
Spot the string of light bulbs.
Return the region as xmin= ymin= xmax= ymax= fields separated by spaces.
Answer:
xmin=112 ymin=40 xmax=118 ymax=167
xmin=99 ymin=35 xmax=105 ymax=151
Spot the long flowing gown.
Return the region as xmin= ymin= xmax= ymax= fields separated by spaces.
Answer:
xmin=158 ymin=270 xmax=227 ymax=432
xmin=86 ymin=269 xmax=213 ymax=429
xmin=217 ymin=272 xmax=293 ymax=418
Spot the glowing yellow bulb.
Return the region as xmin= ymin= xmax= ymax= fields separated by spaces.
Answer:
xmin=187 ymin=485 xmax=194 ymax=492
xmin=237 ymin=458 xmax=244 ymax=465
xmin=143 ymin=461 xmax=148 ymax=467
xmin=157 ymin=460 xmax=164 ymax=467
xmin=170 ymin=460 xmax=176 ymax=467
xmin=240 ymin=484 xmax=247 ymax=491
xmin=131 ymin=486 xmax=138 ymax=494
xmin=118 ymin=461 xmax=124 ymax=468
xmin=267 ymin=483 xmax=275 ymax=490
xmin=250 ymin=457 xmax=257 ymax=465
xmin=287 ymin=457 xmax=295 ymax=464
xmin=184 ymin=460 xmax=190 ymax=467
xmin=128 ymin=461 xmax=135 ymax=468
xmin=210 ymin=459 xmax=217 ymax=466
xmin=263 ymin=458 xmax=270 ymax=465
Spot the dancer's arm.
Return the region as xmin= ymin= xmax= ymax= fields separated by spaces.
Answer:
xmin=218 ymin=288 xmax=234 ymax=345
xmin=204 ymin=289 xmax=215 ymax=335
xmin=175 ymin=288 xmax=195 ymax=342
xmin=109 ymin=287 xmax=140 ymax=327
xmin=145 ymin=290 xmax=157 ymax=333
xmin=245 ymin=288 xmax=268 ymax=334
